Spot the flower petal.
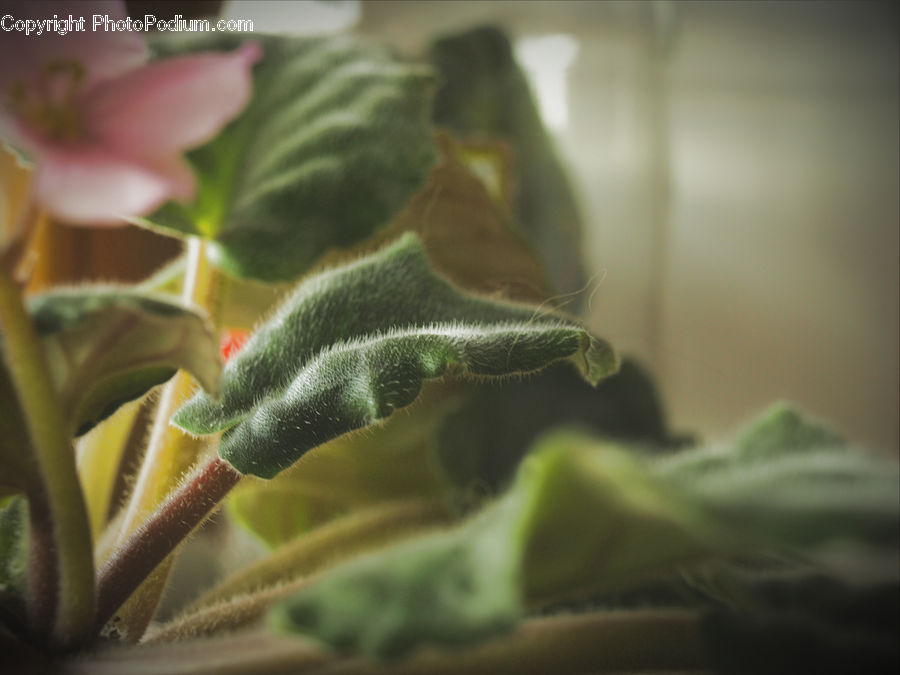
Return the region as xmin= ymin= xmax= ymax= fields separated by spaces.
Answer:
xmin=33 ymin=148 xmax=194 ymax=225
xmin=85 ymin=43 xmax=262 ymax=156
xmin=0 ymin=1 xmax=146 ymax=98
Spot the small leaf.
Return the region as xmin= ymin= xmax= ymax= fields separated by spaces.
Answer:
xmin=140 ymin=34 xmax=437 ymax=281
xmin=174 ymin=234 xmax=615 ymax=478
xmin=27 ymin=288 xmax=221 ymax=435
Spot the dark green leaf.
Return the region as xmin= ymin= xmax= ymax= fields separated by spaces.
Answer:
xmin=174 ymin=234 xmax=616 ymax=478
xmin=27 ymin=288 xmax=221 ymax=435
xmin=435 ymin=358 xmax=688 ymax=493
xmin=140 ymin=34 xmax=437 ymax=281
xmin=227 ymin=385 xmax=460 ymax=547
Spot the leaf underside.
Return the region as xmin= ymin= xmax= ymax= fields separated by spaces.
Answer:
xmin=26 ymin=288 xmax=221 ymax=435
xmin=174 ymin=234 xmax=616 ymax=478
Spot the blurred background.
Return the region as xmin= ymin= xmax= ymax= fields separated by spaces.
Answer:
xmin=15 ymin=1 xmax=899 ymax=454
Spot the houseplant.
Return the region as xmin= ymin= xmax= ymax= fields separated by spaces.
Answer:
xmin=1 ymin=4 xmax=897 ymax=672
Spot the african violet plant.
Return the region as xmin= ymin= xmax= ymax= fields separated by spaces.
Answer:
xmin=1 ymin=3 xmax=898 ymax=673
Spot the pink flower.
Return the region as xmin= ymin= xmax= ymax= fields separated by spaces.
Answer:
xmin=0 ymin=1 xmax=260 ymax=225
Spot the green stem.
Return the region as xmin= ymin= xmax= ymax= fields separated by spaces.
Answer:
xmin=0 ymin=266 xmax=95 ymax=647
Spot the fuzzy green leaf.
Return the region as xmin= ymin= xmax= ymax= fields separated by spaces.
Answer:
xmin=656 ymin=404 xmax=899 ymax=551
xmin=271 ymin=405 xmax=898 ymax=659
xmin=174 ymin=234 xmax=616 ymax=479
xmin=27 ymin=288 xmax=221 ymax=436
xmin=269 ymin=436 xmax=700 ymax=659
xmin=269 ymin=485 xmax=525 ymax=659
xmin=139 ymin=34 xmax=437 ymax=281
xmin=227 ymin=385 xmax=460 ymax=547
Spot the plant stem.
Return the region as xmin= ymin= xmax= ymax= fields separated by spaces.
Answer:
xmin=0 ymin=265 xmax=95 ymax=647
xmin=107 ymin=236 xmax=222 ymax=639
xmin=94 ymin=456 xmax=241 ymax=634
xmin=25 ymin=489 xmax=57 ymax=639
xmin=145 ymin=575 xmax=315 ymax=644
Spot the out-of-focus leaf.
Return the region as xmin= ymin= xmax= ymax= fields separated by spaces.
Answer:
xmin=656 ymin=404 xmax=899 ymax=550
xmin=140 ymin=34 xmax=437 ymax=282
xmin=270 ymin=481 xmax=525 ymax=659
xmin=138 ymin=256 xmax=290 ymax=332
xmin=270 ymin=437 xmax=703 ymax=659
xmin=272 ymin=406 xmax=898 ymax=659
xmin=436 ymin=358 xmax=688 ymax=493
xmin=430 ymin=26 xmax=586 ymax=303
xmin=27 ymin=288 xmax=221 ymax=435
xmin=75 ymin=399 xmax=145 ymax=538
xmin=174 ymin=234 xmax=616 ymax=479
xmin=314 ymin=133 xmax=550 ymax=304
xmin=227 ymin=385 xmax=461 ymax=547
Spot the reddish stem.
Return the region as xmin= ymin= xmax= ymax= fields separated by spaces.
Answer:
xmin=94 ymin=457 xmax=241 ymax=634
xmin=26 ymin=489 xmax=57 ymax=640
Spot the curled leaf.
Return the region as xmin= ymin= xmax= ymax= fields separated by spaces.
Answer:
xmin=174 ymin=234 xmax=616 ymax=478
xmin=227 ymin=384 xmax=460 ymax=547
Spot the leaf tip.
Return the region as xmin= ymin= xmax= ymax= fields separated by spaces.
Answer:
xmin=578 ymin=333 xmax=619 ymax=386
